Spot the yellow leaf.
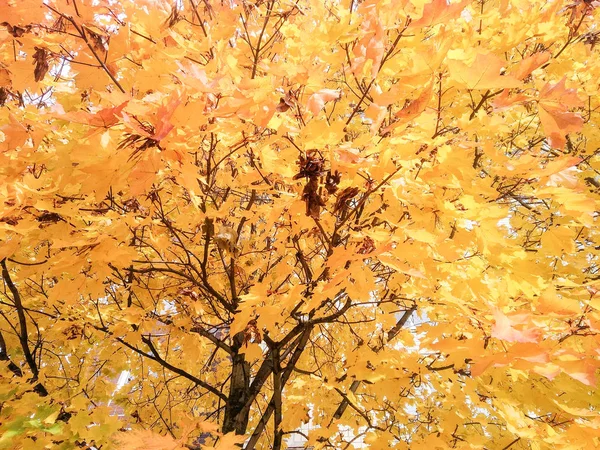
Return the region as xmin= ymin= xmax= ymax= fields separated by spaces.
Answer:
xmin=447 ymin=53 xmax=522 ymax=90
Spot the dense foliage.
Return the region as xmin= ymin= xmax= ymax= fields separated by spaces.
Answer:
xmin=1 ymin=0 xmax=600 ymax=449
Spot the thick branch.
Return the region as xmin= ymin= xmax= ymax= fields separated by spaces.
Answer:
xmin=1 ymin=260 xmax=39 ymax=379
xmin=0 ymin=329 xmax=23 ymax=377
xmin=1 ymin=260 xmax=48 ymax=396
xmin=272 ymin=347 xmax=283 ymax=450
xmin=191 ymin=325 xmax=233 ymax=355
xmin=245 ymin=326 xmax=313 ymax=450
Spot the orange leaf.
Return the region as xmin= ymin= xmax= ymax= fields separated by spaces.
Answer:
xmin=0 ymin=238 xmax=20 ymax=260
xmin=491 ymin=89 xmax=528 ymax=111
xmin=448 ymin=53 xmax=522 ymax=90
xmin=0 ymin=114 xmax=29 ymax=152
xmin=382 ymin=82 xmax=433 ymax=134
xmin=537 ymin=108 xmax=583 ymax=149
xmin=306 ymin=89 xmax=341 ymax=115
xmin=491 ymin=309 xmax=541 ymax=343
xmin=538 ymin=78 xmax=584 ymax=149
xmin=395 ymin=82 xmax=434 ymax=120
xmin=352 ymin=3 xmax=385 ymax=77
xmin=555 ymin=359 xmax=598 ymax=386
xmin=510 ymin=51 xmax=550 ymax=80
xmin=539 ymin=77 xmax=584 ymax=108
xmin=122 ymin=93 xmax=182 ymax=141
xmin=54 ymin=101 xmax=129 ymax=128
xmin=409 ymin=0 xmax=471 ymax=29
xmin=154 ymin=93 xmax=183 ymax=141
xmin=531 ymin=156 xmax=581 ymax=179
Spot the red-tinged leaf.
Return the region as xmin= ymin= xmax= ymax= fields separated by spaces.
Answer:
xmin=306 ymin=89 xmax=341 ymax=115
xmin=178 ymin=63 xmax=222 ymax=92
xmin=539 ymin=78 xmax=584 ymax=109
xmin=491 ymin=89 xmax=528 ymax=111
xmin=54 ymin=101 xmax=129 ymax=128
xmin=470 ymin=354 xmax=510 ymax=377
xmin=121 ymin=112 xmax=155 ymax=139
xmin=491 ymin=309 xmax=541 ymax=343
xmin=396 ymin=82 xmax=434 ymax=120
xmin=510 ymin=343 xmax=551 ymax=364
xmin=352 ymin=3 xmax=385 ymax=77
xmin=121 ymin=94 xmax=181 ymax=141
xmin=382 ymin=82 xmax=433 ymax=134
xmin=471 ymin=343 xmax=551 ymax=378
xmin=511 ymin=51 xmax=550 ymax=80
xmin=538 ymin=78 xmax=584 ymax=148
xmin=409 ymin=0 xmax=471 ymax=29
xmin=153 ymin=93 xmax=183 ymax=141
xmin=334 ymin=146 xmax=366 ymax=164
xmin=537 ymin=107 xmax=583 ymax=149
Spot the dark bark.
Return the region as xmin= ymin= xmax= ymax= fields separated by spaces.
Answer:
xmin=272 ymin=346 xmax=283 ymax=450
xmin=0 ymin=259 xmax=48 ymax=396
xmin=222 ymin=333 xmax=251 ymax=434
xmin=0 ymin=329 xmax=23 ymax=377
xmin=245 ymin=326 xmax=313 ymax=450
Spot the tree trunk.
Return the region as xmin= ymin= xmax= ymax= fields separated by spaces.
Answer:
xmin=222 ymin=334 xmax=251 ymax=434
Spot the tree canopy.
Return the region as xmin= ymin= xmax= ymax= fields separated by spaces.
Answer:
xmin=1 ymin=0 xmax=600 ymax=449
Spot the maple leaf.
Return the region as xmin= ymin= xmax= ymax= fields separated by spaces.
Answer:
xmin=352 ymin=3 xmax=385 ymax=77
xmin=306 ymin=89 xmax=341 ymax=115
xmin=491 ymin=89 xmax=528 ymax=111
xmin=409 ymin=0 xmax=471 ymax=29
xmin=121 ymin=93 xmax=182 ymax=142
xmin=510 ymin=51 xmax=551 ymax=80
xmin=448 ymin=53 xmax=522 ymax=90
xmin=531 ymin=155 xmax=581 ymax=179
xmin=537 ymin=78 xmax=584 ymax=149
xmin=491 ymin=309 xmax=541 ymax=343
xmin=114 ymin=429 xmax=186 ymax=450
xmin=0 ymin=114 xmax=29 ymax=152
xmin=2 ymin=0 xmax=600 ymax=449
xmin=54 ymin=101 xmax=129 ymax=128
xmin=382 ymin=81 xmax=434 ymax=133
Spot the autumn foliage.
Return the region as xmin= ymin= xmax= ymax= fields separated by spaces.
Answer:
xmin=1 ymin=0 xmax=600 ymax=449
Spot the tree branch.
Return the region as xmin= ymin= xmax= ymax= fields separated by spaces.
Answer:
xmin=117 ymin=336 xmax=227 ymax=402
xmin=1 ymin=259 xmax=48 ymax=396
xmin=331 ymin=306 xmax=416 ymax=420
xmin=245 ymin=326 xmax=313 ymax=450
xmin=1 ymin=260 xmax=38 ymax=378
xmin=0 ymin=328 xmax=23 ymax=377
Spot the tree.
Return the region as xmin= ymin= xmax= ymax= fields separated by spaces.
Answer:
xmin=0 ymin=0 xmax=599 ymax=448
